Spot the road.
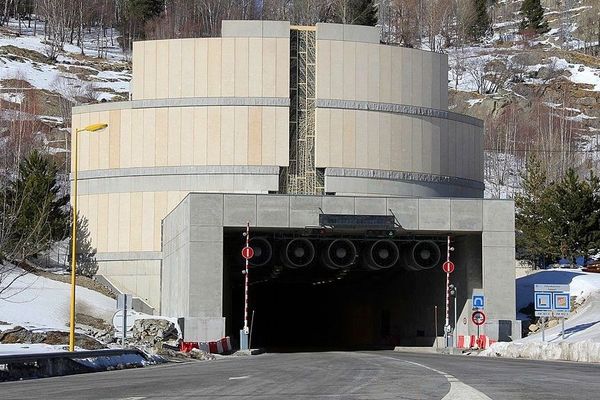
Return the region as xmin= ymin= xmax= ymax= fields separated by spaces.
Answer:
xmin=2 ymin=351 xmax=600 ymax=399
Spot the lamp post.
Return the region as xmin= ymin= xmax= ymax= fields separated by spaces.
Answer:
xmin=69 ymin=123 xmax=108 ymax=352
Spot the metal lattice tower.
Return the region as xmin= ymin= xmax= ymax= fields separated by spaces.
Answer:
xmin=280 ymin=27 xmax=324 ymax=195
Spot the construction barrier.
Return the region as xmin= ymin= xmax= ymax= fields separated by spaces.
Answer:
xmin=180 ymin=337 xmax=232 ymax=354
xmin=179 ymin=341 xmax=199 ymax=352
xmin=457 ymin=335 xmax=496 ymax=350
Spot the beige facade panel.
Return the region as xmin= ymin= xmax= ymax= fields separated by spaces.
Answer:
xmin=315 ymin=40 xmax=449 ymax=110
xmin=314 ymin=109 xmax=483 ymax=182
xmin=181 ymin=39 xmax=196 ymax=98
xmin=98 ymin=260 xmax=161 ymax=308
xmin=73 ymin=106 xmax=289 ymax=171
xmin=132 ymin=37 xmax=289 ymax=101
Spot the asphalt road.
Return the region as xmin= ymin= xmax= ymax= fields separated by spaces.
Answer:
xmin=2 ymin=351 xmax=600 ymax=399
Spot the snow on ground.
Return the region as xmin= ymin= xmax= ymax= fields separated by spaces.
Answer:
xmin=515 ymin=268 xmax=600 ymax=317
xmin=481 ymin=269 xmax=600 ymax=362
xmin=0 ymin=269 xmax=116 ymax=331
xmin=0 ymin=343 xmax=69 ymax=354
xmin=552 ymin=57 xmax=600 ymax=91
xmin=0 ymin=18 xmax=130 ymax=101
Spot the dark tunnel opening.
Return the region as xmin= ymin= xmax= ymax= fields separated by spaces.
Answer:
xmin=223 ymin=228 xmax=472 ymax=352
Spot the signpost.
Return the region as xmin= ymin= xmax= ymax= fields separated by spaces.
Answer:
xmin=471 ymin=293 xmax=485 ymax=347
xmin=115 ymin=293 xmax=132 ymax=345
xmin=534 ymin=284 xmax=570 ymax=341
xmin=471 ymin=310 xmax=486 ymax=347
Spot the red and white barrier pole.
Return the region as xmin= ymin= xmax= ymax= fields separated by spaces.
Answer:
xmin=445 ymin=236 xmax=451 ymax=347
xmin=243 ymin=222 xmax=250 ymax=335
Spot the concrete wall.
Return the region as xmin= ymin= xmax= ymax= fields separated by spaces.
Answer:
xmin=162 ymin=193 xmax=517 ymax=342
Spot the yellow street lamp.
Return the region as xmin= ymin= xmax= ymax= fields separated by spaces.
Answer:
xmin=69 ymin=123 xmax=108 ymax=352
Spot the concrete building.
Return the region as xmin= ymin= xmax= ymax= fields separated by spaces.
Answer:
xmin=72 ymin=21 xmax=517 ymax=347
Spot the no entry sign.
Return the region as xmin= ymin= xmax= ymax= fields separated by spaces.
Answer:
xmin=241 ymin=246 xmax=254 ymax=260
xmin=442 ymin=261 xmax=455 ymax=274
xmin=471 ymin=310 xmax=486 ymax=326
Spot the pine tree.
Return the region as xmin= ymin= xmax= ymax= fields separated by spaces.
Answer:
xmin=2 ymin=150 xmax=69 ymax=260
xmin=520 ymin=0 xmax=550 ymax=34
xmin=350 ymin=0 xmax=378 ymax=26
xmin=469 ymin=0 xmax=492 ymax=40
xmin=546 ymin=169 xmax=600 ymax=262
xmin=330 ymin=0 xmax=378 ymax=26
xmin=126 ymin=0 xmax=164 ymax=21
xmin=68 ymin=212 xmax=98 ymax=278
xmin=515 ymin=156 xmax=555 ymax=267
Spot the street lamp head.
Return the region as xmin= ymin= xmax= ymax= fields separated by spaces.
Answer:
xmin=80 ymin=123 xmax=108 ymax=132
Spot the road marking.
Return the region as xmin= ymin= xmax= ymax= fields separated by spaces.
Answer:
xmin=362 ymin=354 xmax=492 ymax=400
xmin=402 ymin=360 xmax=492 ymax=400
xmin=228 ymin=375 xmax=250 ymax=380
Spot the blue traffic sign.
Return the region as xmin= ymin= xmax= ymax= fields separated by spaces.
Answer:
xmin=553 ymin=293 xmax=570 ymax=310
xmin=535 ymin=292 xmax=552 ymax=310
xmin=472 ymin=295 xmax=485 ymax=309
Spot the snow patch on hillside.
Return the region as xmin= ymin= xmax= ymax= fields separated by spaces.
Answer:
xmin=0 ymin=268 xmax=115 ymax=331
xmin=0 ymin=19 xmax=130 ymax=102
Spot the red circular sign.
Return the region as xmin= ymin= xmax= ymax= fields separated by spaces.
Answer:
xmin=442 ymin=261 xmax=455 ymax=273
xmin=241 ymin=246 xmax=254 ymax=260
xmin=471 ymin=311 xmax=486 ymax=326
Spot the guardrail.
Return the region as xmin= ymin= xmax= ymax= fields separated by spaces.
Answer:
xmin=0 ymin=348 xmax=151 ymax=382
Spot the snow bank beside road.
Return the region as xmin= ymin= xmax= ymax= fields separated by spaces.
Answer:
xmin=481 ymin=269 xmax=600 ymax=362
xmin=481 ymin=340 xmax=600 ymax=362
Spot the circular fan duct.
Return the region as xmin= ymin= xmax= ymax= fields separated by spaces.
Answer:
xmin=362 ymin=240 xmax=400 ymax=270
xmin=280 ymin=238 xmax=315 ymax=269
xmin=248 ymin=237 xmax=273 ymax=267
xmin=321 ymin=239 xmax=357 ymax=270
xmin=403 ymin=240 xmax=442 ymax=271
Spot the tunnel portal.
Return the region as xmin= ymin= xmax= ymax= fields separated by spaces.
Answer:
xmin=223 ymin=227 xmax=457 ymax=350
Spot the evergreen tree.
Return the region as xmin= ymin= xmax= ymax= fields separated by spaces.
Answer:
xmin=515 ymin=156 xmax=555 ymax=267
xmin=469 ymin=0 xmax=492 ymax=41
xmin=546 ymin=169 xmax=600 ymax=262
xmin=68 ymin=212 xmax=98 ymax=278
xmin=1 ymin=150 xmax=69 ymax=260
xmin=519 ymin=0 xmax=550 ymax=34
xmin=350 ymin=0 xmax=378 ymax=26
xmin=126 ymin=0 xmax=164 ymax=21
xmin=329 ymin=0 xmax=378 ymax=26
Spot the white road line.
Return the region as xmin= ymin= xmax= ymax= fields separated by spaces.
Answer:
xmin=402 ymin=360 xmax=492 ymax=400
xmin=228 ymin=375 xmax=250 ymax=380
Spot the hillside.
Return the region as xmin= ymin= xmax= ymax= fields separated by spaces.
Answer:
xmin=445 ymin=0 xmax=600 ymax=198
xmin=0 ymin=18 xmax=130 ymax=170
xmin=0 ymin=2 xmax=598 ymax=199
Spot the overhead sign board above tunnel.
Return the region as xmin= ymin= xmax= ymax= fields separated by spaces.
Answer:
xmin=319 ymin=214 xmax=396 ymax=230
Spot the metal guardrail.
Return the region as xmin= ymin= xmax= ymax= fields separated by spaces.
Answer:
xmin=0 ymin=348 xmax=152 ymax=382
xmin=0 ymin=348 xmax=148 ymax=365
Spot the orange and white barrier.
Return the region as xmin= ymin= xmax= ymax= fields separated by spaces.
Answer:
xmin=199 ymin=337 xmax=232 ymax=354
xmin=457 ymin=335 xmax=496 ymax=350
xmin=180 ymin=336 xmax=232 ymax=354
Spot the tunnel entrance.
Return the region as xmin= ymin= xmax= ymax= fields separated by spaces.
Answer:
xmin=223 ymin=228 xmax=473 ymax=351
